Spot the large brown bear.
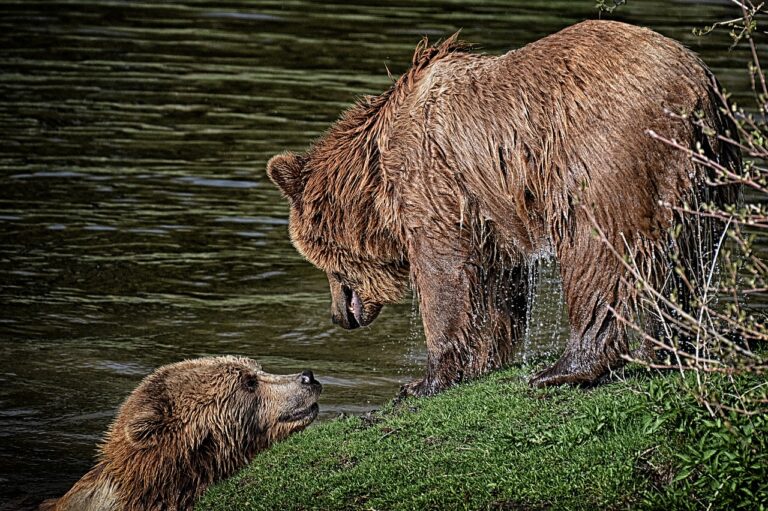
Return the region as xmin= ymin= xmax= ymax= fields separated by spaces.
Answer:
xmin=267 ymin=20 xmax=738 ymax=397
xmin=40 ymin=356 xmax=321 ymax=511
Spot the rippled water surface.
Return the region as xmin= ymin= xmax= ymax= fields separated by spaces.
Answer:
xmin=0 ymin=0 xmax=752 ymax=507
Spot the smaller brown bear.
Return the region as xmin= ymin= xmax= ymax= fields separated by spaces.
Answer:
xmin=39 ymin=356 xmax=322 ymax=511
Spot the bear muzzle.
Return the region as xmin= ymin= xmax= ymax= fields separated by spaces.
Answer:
xmin=331 ymin=284 xmax=363 ymax=329
xmin=329 ymin=278 xmax=384 ymax=329
xmin=278 ymin=402 xmax=319 ymax=423
xmin=299 ymin=370 xmax=323 ymax=395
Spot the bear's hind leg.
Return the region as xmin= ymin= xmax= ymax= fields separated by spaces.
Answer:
xmin=529 ymin=305 xmax=625 ymax=387
xmin=530 ymin=240 xmax=629 ymax=387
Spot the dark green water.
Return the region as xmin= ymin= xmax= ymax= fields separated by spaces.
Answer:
xmin=0 ymin=0 xmax=750 ymax=507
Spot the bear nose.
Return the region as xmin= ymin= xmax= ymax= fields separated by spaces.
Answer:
xmin=300 ymin=370 xmax=316 ymax=385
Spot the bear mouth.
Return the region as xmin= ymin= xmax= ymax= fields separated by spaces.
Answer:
xmin=278 ymin=403 xmax=319 ymax=424
xmin=342 ymin=285 xmax=363 ymax=329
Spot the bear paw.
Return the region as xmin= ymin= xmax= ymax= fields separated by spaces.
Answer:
xmin=397 ymin=377 xmax=443 ymax=399
xmin=529 ymin=360 xmax=604 ymax=388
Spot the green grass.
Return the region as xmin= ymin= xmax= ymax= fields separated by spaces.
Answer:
xmin=197 ymin=367 xmax=767 ymax=511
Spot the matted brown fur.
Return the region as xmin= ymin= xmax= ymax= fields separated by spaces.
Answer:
xmin=268 ymin=20 xmax=740 ymax=396
xmin=40 ymin=356 xmax=321 ymax=511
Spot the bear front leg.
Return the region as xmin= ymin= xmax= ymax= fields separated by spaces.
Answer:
xmin=400 ymin=231 xmax=526 ymax=398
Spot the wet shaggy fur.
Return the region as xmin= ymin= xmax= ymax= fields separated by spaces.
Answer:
xmin=267 ymin=20 xmax=740 ymax=396
xmin=40 ymin=356 xmax=322 ymax=511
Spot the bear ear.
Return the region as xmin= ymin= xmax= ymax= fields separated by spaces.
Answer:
xmin=266 ymin=152 xmax=306 ymax=202
xmin=124 ymin=406 xmax=163 ymax=448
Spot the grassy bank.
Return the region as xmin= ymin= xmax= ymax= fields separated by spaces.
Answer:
xmin=198 ymin=367 xmax=767 ymax=510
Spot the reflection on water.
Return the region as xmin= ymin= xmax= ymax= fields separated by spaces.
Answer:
xmin=0 ymin=0 xmax=747 ymax=507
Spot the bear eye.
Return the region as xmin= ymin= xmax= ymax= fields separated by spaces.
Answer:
xmin=242 ymin=374 xmax=258 ymax=392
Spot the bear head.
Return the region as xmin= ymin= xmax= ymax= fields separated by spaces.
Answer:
xmin=267 ymin=151 xmax=409 ymax=329
xmin=44 ymin=356 xmax=322 ymax=511
xmin=117 ymin=356 xmax=321 ymax=460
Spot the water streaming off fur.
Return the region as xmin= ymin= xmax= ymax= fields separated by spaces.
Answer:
xmin=0 ymin=0 xmax=755 ymax=507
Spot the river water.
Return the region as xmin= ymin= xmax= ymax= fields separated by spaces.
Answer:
xmin=0 ymin=0 xmax=751 ymax=507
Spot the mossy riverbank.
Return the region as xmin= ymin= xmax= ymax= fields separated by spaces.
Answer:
xmin=198 ymin=366 xmax=767 ymax=510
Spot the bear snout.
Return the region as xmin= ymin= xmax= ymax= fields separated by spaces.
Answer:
xmin=331 ymin=284 xmax=362 ymax=329
xmin=300 ymin=370 xmax=323 ymax=395
xmin=300 ymin=370 xmax=318 ymax=385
